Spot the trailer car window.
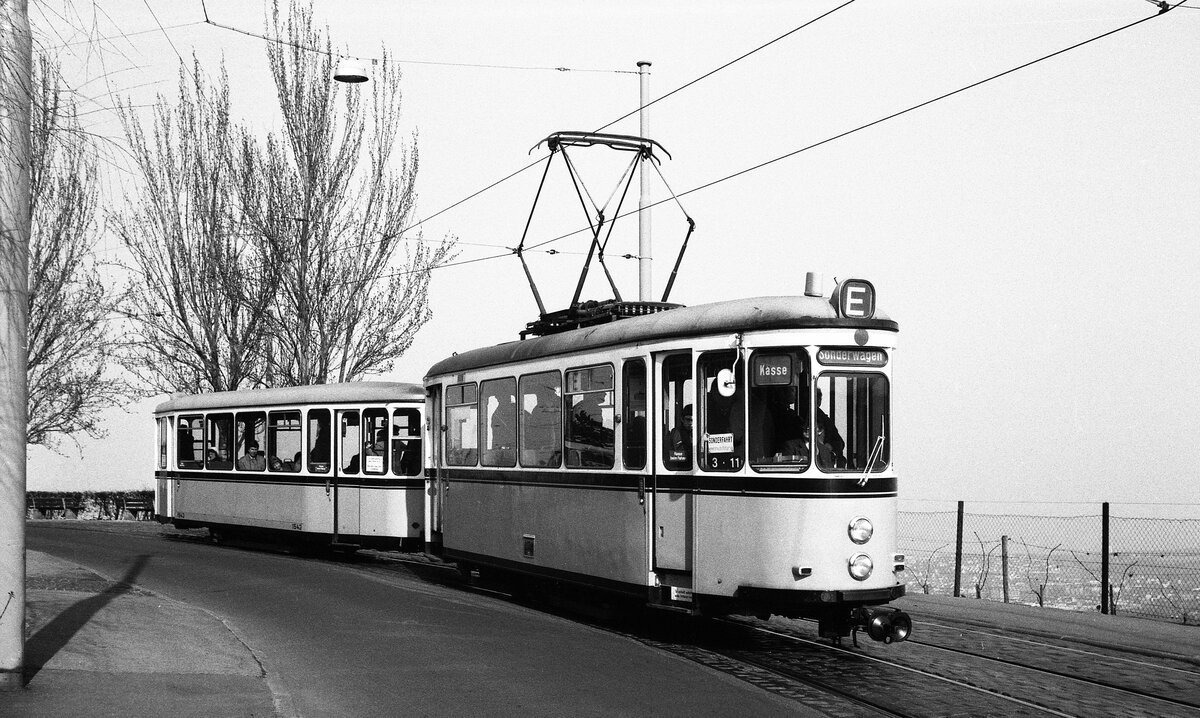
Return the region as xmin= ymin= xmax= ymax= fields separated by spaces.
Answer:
xmin=307 ymin=409 xmax=331 ymax=473
xmin=236 ymin=411 xmax=267 ymax=471
xmin=392 ymin=408 xmax=422 ymax=476
xmin=206 ymin=414 xmax=234 ymax=470
xmin=363 ymin=408 xmax=389 ymax=474
xmin=177 ymin=415 xmax=203 ymax=469
xmin=340 ymin=411 xmax=361 ymax=475
xmin=268 ymin=411 xmax=302 ymax=472
xmin=157 ymin=417 xmax=168 ymax=470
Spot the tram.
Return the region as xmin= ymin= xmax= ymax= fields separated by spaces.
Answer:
xmin=424 ymin=276 xmax=911 ymax=641
xmin=153 ymin=382 xmax=426 ymax=551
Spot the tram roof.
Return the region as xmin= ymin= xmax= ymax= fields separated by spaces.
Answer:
xmin=426 ymin=295 xmax=897 ymax=378
xmin=154 ymin=381 xmax=425 ymax=414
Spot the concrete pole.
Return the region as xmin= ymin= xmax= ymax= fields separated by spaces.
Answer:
xmin=637 ymin=61 xmax=651 ymax=301
xmin=0 ymin=0 xmax=31 ymax=691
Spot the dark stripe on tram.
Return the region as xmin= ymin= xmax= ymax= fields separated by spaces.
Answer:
xmin=440 ymin=468 xmax=897 ymax=496
xmin=158 ymin=471 xmax=423 ymax=490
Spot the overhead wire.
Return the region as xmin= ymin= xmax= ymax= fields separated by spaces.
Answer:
xmin=397 ymin=0 xmax=860 ymax=243
xmin=330 ymin=2 xmax=1186 ymax=284
xmin=197 ymin=0 xmax=633 ymax=74
xmin=519 ymin=0 xmax=1188 ymax=256
xmin=77 ymin=2 xmax=1188 ymax=286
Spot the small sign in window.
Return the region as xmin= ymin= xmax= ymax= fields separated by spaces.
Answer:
xmin=752 ymin=355 xmax=792 ymax=386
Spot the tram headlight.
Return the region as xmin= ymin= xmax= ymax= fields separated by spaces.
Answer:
xmin=848 ymin=516 xmax=873 ymax=545
xmin=848 ymin=553 xmax=873 ymax=581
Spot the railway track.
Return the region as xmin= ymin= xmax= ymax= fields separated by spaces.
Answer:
xmin=670 ymin=616 xmax=1200 ymax=718
xmin=185 ymin=537 xmax=1200 ymax=717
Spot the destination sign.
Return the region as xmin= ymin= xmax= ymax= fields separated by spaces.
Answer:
xmin=752 ymin=355 xmax=793 ymax=386
xmin=839 ymin=279 xmax=876 ymax=319
xmin=817 ymin=347 xmax=888 ymax=367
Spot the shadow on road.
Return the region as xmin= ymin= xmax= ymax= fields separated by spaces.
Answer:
xmin=23 ymin=554 xmax=152 ymax=684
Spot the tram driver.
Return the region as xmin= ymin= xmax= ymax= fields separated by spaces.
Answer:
xmin=814 ymin=388 xmax=846 ymax=469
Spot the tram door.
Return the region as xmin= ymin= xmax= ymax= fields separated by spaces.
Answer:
xmin=334 ymin=409 xmax=362 ymax=538
xmin=653 ymin=352 xmax=694 ymax=573
xmin=427 ymin=386 xmax=444 ymax=547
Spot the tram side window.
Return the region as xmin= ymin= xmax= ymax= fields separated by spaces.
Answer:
xmin=177 ymin=415 xmax=203 ymax=469
xmin=816 ymin=374 xmax=889 ymax=473
xmin=340 ymin=411 xmax=361 ymax=474
xmin=307 ymin=409 xmax=331 ymax=473
xmin=206 ymin=414 xmax=234 ymax=470
xmin=236 ymin=411 xmax=267 ymax=471
xmin=520 ymin=371 xmax=562 ymax=468
xmin=268 ymin=411 xmax=302 ymax=472
xmin=445 ymin=383 xmax=478 ymax=466
xmin=699 ymin=352 xmax=744 ymax=472
xmin=363 ymin=408 xmax=389 ymax=475
xmin=157 ymin=417 xmax=168 ymax=470
xmin=622 ymin=361 xmax=647 ymax=470
xmin=565 ymin=365 xmax=614 ymax=469
xmin=480 ymin=378 xmax=517 ymax=467
xmin=749 ymin=350 xmax=811 ymax=472
xmin=661 ymin=354 xmax=693 ymax=471
xmin=392 ymin=408 xmax=421 ymax=476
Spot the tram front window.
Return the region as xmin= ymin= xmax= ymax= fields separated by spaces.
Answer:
xmin=749 ymin=350 xmax=810 ymax=472
xmin=816 ymin=373 xmax=889 ymax=473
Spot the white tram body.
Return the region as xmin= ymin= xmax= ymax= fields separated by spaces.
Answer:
xmin=153 ymin=382 xmax=427 ymax=551
xmin=425 ymin=280 xmax=909 ymax=637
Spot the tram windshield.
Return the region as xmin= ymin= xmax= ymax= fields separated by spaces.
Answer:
xmin=746 ymin=350 xmax=891 ymax=474
xmin=748 ymin=350 xmax=810 ymax=472
xmin=816 ymin=373 xmax=889 ymax=473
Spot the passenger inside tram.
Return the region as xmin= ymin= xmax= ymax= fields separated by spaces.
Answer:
xmin=237 ymin=440 xmax=266 ymax=471
xmin=667 ymin=405 xmax=693 ymax=464
xmin=814 ymin=388 xmax=846 ymax=469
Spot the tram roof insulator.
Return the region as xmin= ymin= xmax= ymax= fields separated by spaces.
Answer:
xmin=521 ymin=299 xmax=684 ymax=339
xmin=534 ymin=131 xmax=671 ymax=163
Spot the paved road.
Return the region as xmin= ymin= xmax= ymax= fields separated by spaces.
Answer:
xmin=27 ymin=523 xmax=809 ymax=717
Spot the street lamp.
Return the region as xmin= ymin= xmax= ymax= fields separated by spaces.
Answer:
xmin=334 ymin=58 xmax=369 ymax=83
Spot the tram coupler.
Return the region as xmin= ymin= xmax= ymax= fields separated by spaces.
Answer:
xmin=850 ymin=606 xmax=912 ymax=646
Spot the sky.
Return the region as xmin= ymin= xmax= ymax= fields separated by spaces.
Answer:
xmin=23 ymin=0 xmax=1200 ymax=516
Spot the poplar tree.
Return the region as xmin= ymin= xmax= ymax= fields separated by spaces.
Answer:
xmin=237 ymin=0 xmax=454 ymax=385
xmin=114 ymin=61 xmax=279 ymax=394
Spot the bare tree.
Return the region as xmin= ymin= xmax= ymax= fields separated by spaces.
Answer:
xmin=971 ymin=532 xmax=1001 ymax=599
xmin=1020 ymin=540 xmax=1061 ymax=608
xmin=236 ymin=0 xmax=454 ymax=385
xmin=911 ymin=542 xmax=949 ymax=595
xmin=1071 ymin=549 xmax=1140 ymax=614
xmin=114 ymin=60 xmax=279 ymax=394
xmin=26 ymin=54 xmax=126 ymax=448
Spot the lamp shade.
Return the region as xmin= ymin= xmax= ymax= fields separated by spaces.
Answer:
xmin=334 ymin=58 xmax=369 ymax=83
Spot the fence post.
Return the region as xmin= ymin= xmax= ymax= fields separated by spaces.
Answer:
xmin=1001 ymin=534 xmax=1010 ymax=603
xmin=1101 ymin=502 xmax=1110 ymax=615
xmin=953 ymin=501 xmax=964 ymax=598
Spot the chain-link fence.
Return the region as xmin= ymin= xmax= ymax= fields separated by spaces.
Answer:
xmin=899 ymin=503 xmax=1200 ymax=625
